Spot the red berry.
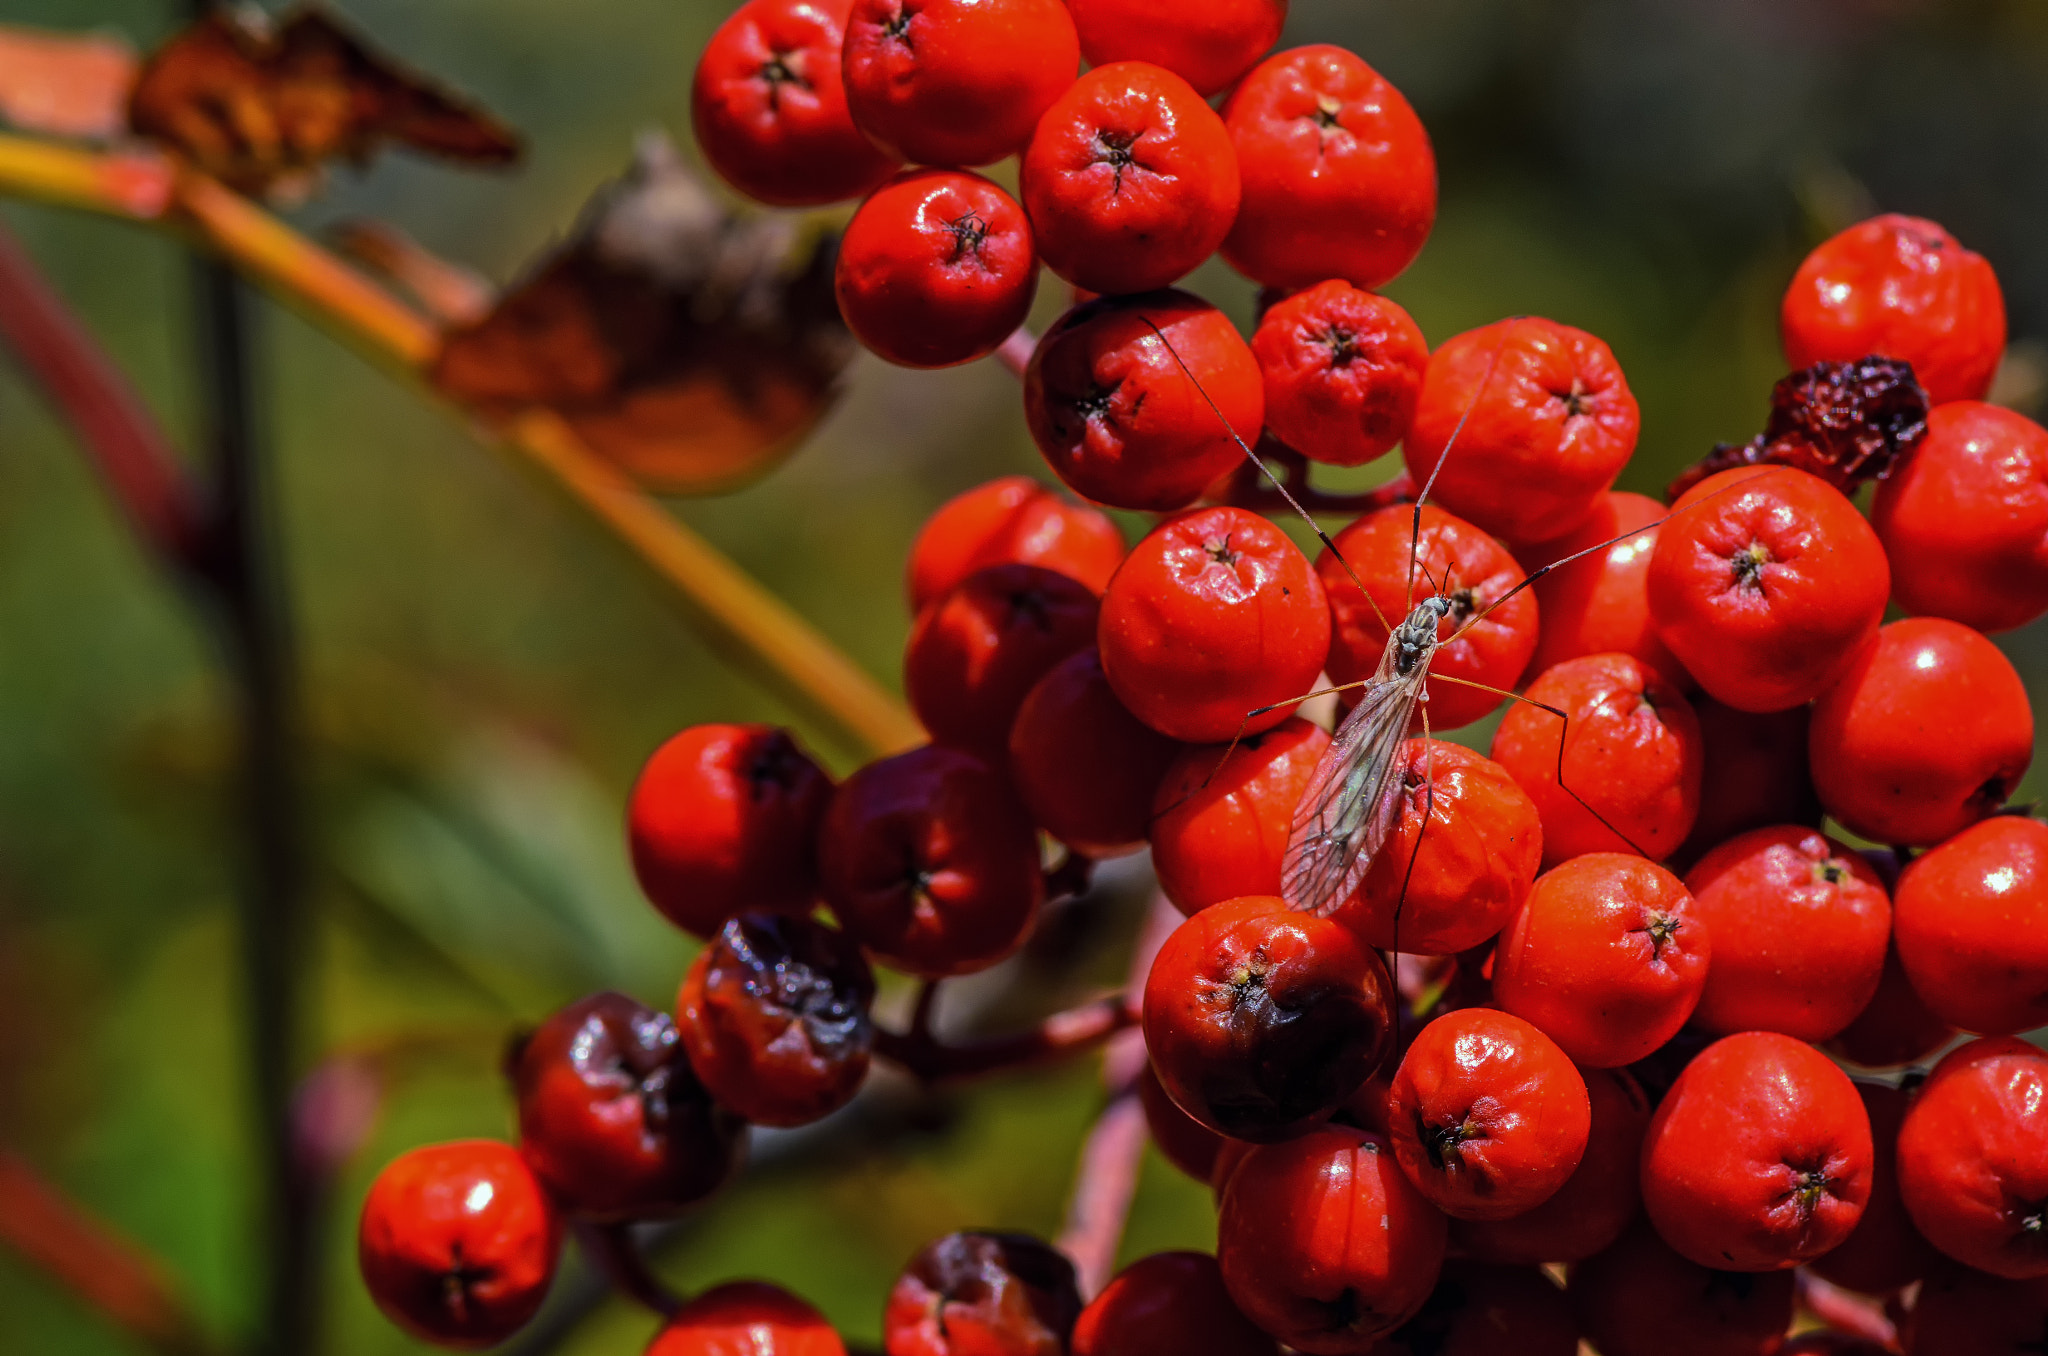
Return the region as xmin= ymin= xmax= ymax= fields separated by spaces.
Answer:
xmin=1142 ymin=894 xmax=1395 ymax=1141
xmin=676 ymin=913 xmax=876 ymax=1128
xmin=1319 ymin=503 xmax=1540 ymax=733
xmin=1906 ymin=1262 xmax=2048 ymax=1356
xmin=1674 ymin=697 xmax=1821 ymax=868
xmin=1827 ymin=933 xmax=1957 ymax=1070
xmin=1566 ymin=1217 xmax=1794 ymax=1356
xmin=1647 ymin=465 xmax=1889 ymax=713
xmin=1682 ymin=826 xmax=1891 ymax=1042
xmin=1008 ymin=647 xmax=1183 ymax=857
xmin=1640 ymin=1030 xmax=1873 ymax=1271
xmin=1892 ymin=815 xmax=2048 ymax=1036
xmin=692 ymin=0 xmax=900 ymax=206
xmin=1148 ymin=717 xmax=1330 ymax=916
xmin=1326 ymin=738 xmax=1542 ymax=957
xmin=1024 ymin=291 xmax=1264 ymax=511
xmin=648 ymin=1281 xmax=847 ymax=1356
xmin=1873 ymin=401 xmax=2048 ymax=633
xmin=1099 ymin=506 xmax=1329 ymax=743
xmin=1065 ymin=0 xmax=1285 ymax=97
xmin=903 ymin=563 xmax=1100 ymax=763
xmin=628 ymin=724 xmax=833 ymax=939
xmin=883 ymin=1232 xmax=1082 ymax=1356
xmin=1896 ymin=1036 xmax=2048 ymax=1280
xmin=1136 ymin=1062 xmax=1226 ymax=1183
xmin=1216 ymin=1126 xmax=1448 ymax=1351
xmin=1387 ymin=1007 xmax=1591 ymax=1222
xmin=1220 ymin=46 xmax=1435 ymax=291
xmin=1451 ymin=1066 xmax=1651 ymax=1266
xmin=1252 ymin=280 xmax=1428 ymax=467
xmin=1518 ymin=490 xmax=1688 ymax=687
xmin=358 ymin=1140 xmax=562 ymax=1349
xmin=905 ymin=476 xmax=1126 ymax=611
xmin=836 ymin=169 xmax=1037 ymax=368
xmin=1072 ymin=1251 xmax=1279 ymax=1356
xmin=1401 ymin=317 xmax=1640 ymax=545
xmin=1020 ymin=62 xmax=1240 ymax=296
xmin=1781 ymin=214 xmax=2005 ymax=406
xmin=512 ymin=993 xmax=745 ymax=1220
xmin=1491 ymin=853 xmax=1709 ymax=1069
xmin=1809 ymin=616 xmax=2032 ymax=847
xmin=1809 ymin=1081 xmax=1939 ymax=1296
xmin=841 ymin=0 xmax=1079 ymax=167
xmin=1489 ymin=652 xmax=1703 ymax=866
xmin=1366 ymin=1261 xmax=1580 ymax=1356
xmin=818 ymin=745 xmax=1043 ymax=977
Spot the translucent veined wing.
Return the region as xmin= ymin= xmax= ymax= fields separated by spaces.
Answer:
xmin=1280 ymin=664 xmax=1427 ymax=917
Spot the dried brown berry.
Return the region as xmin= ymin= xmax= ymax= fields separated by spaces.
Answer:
xmin=1667 ymin=355 xmax=1928 ymax=499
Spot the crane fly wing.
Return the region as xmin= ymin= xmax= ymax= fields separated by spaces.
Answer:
xmin=1281 ymin=670 xmax=1424 ymax=917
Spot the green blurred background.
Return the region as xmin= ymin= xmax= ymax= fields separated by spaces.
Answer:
xmin=3 ymin=0 xmax=2047 ymax=1351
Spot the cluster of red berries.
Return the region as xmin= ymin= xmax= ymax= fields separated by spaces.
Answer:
xmin=355 ymin=0 xmax=2048 ymax=1351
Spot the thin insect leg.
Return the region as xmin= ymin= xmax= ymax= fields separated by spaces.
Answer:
xmin=1428 ymin=671 xmax=1654 ymax=859
xmin=1165 ymin=677 xmax=1387 ymax=814
xmin=1137 ymin=317 xmax=1394 ymax=635
xmin=1390 ymin=703 xmax=1438 ymax=991
xmin=1408 ymin=318 xmax=1523 ymax=614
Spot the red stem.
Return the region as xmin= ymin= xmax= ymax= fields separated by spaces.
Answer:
xmin=994 ymin=325 xmax=1036 ymax=377
xmin=0 ymin=220 xmax=203 ymax=569
xmin=1796 ymin=1270 xmax=1899 ymax=1348
xmin=873 ymin=992 xmax=1135 ymax=1083
xmin=572 ymin=1222 xmax=683 ymax=1319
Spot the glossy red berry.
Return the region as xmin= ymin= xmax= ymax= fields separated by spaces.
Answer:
xmin=1808 ymin=616 xmax=2032 ymax=847
xmin=1143 ymin=894 xmax=1395 ymax=1141
xmin=842 ymin=0 xmax=1079 ymax=167
xmin=903 ymin=563 xmax=1100 ymax=763
xmin=1066 ymin=0 xmax=1285 ymax=96
xmin=1827 ymin=934 xmax=1957 ymax=1070
xmin=1566 ymin=1217 xmax=1794 ymax=1356
xmin=1387 ymin=1007 xmax=1591 ymax=1222
xmin=1099 ymin=506 xmax=1329 ymax=744
xmin=1020 ymin=62 xmax=1239 ymax=296
xmin=1519 ymin=490 xmax=1687 ymax=687
xmin=1892 ymin=815 xmax=2048 ymax=1036
xmin=676 ymin=913 xmax=876 ymax=1128
xmin=692 ymin=0 xmax=900 ymax=207
xmin=1007 ymin=647 xmax=1183 ymax=857
xmin=1216 ymin=1126 xmax=1448 ymax=1351
xmin=1647 ymin=466 xmax=1889 ymax=713
xmin=1147 ymin=717 xmax=1330 ymax=916
xmin=1896 ymin=1036 xmax=2048 ymax=1280
xmin=1252 ymin=280 xmax=1428 ymax=467
xmin=1319 ymin=503 xmax=1540 ymax=733
xmin=1451 ymin=1066 xmax=1651 ymax=1266
xmin=836 ymin=169 xmax=1037 ymax=368
xmin=1366 ymin=1261 xmax=1580 ymax=1356
xmin=1781 ymin=214 xmax=2005 ymax=406
xmin=1640 ymin=1030 xmax=1873 ymax=1271
xmin=1674 ymin=698 xmax=1821 ymax=868
xmin=1327 ymin=738 xmax=1542 ymax=957
xmin=1873 ymin=401 xmax=2048 ymax=633
xmin=1072 ymin=1251 xmax=1279 ymax=1356
xmin=648 ymin=1281 xmax=848 ymax=1356
xmin=883 ymin=1232 xmax=1082 ymax=1356
xmin=1491 ymin=853 xmax=1709 ymax=1069
xmin=819 ymin=745 xmax=1043 ymax=978
xmin=1024 ymin=291 xmax=1265 ymax=511
xmin=1683 ymin=826 xmax=1891 ymax=1042
xmin=1401 ymin=317 xmax=1640 ymax=545
xmin=358 ymin=1140 xmax=562 ymax=1349
xmin=1489 ymin=652 xmax=1703 ymax=866
xmin=1808 ymin=1081 xmax=1939 ymax=1296
xmin=1136 ymin=1062 xmax=1226 ymax=1183
xmin=628 ymin=724 xmax=833 ymax=939
xmin=906 ymin=476 xmax=1125 ymax=611
xmin=1220 ymin=46 xmax=1435 ymax=291
xmin=512 ymin=993 xmax=745 ymax=1221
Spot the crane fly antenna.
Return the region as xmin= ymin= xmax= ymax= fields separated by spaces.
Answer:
xmin=1138 ymin=316 xmax=1393 ymax=636
xmin=1410 ymin=317 xmax=1523 ymax=614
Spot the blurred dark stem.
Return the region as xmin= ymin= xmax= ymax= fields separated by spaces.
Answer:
xmin=570 ymin=1223 xmax=683 ymax=1319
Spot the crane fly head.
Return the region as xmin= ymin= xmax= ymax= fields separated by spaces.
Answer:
xmin=1393 ymin=596 xmax=1454 ymax=678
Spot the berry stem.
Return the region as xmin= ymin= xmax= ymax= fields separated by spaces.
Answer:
xmin=994 ymin=324 xmax=1038 ymax=377
xmin=572 ymin=1222 xmax=684 ymax=1318
xmin=1794 ymin=1270 xmax=1898 ymax=1347
xmin=873 ymin=991 xmax=1136 ymax=1082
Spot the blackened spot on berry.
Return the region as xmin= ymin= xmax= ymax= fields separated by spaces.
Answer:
xmin=1090 ymin=129 xmax=1142 ymax=194
xmin=1421 ymin=1112 xmax=1482 ymax=1172
xmin=748 ymin=730 xmax=806 ymax=799
xmin=1320 ymin=325 xmax=1360 ymax=366
xmin=1559 ymin=379 xmax=1593 ymax=418
xmin=757 ymin=51 xmax=809 ymax=109
xmin=1789 ymin=1163 xmax=1833 ymax=1218
xmin=1817 ymin=859 xmax=1848 ymax=885
xmin=1447 ymin=587 xmax=1476 ymax=621
xmin=944 ymin=211 xmax=990 ymax=264
xmin=882 ymin=7 xmax=912 ymax=42
xmin=1311 ymin=95 xmax=1344 ymax=133
xmin=1634 ymin=912 xmax=1682 ymax=960
xmin=1071 ymin=381 xmax=1118 ymax=424
xmin=1321 ymin=1287 xmax=1364 ymax=1333
xmin=1731 ymin=540 xmax=1771 ymax=590
xmin=1972 ymin=773 xmax=2020 ymax=815
xmin=1667 ymin=355 xmax=1928 ymax=499
xmin=1206 ymin=535 xmax=1239 ymax=566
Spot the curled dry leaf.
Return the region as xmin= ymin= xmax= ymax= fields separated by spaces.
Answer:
xmin=0 ymin=25 xmax=138 ymax=141
xmin=432 ymin=133 xmax=854 ymax=495
xmin=127 ymin=5 xmax=518 ymax=199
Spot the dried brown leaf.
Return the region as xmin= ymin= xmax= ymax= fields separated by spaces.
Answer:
xmin=0 ymin=25 xmax=137 ymax=141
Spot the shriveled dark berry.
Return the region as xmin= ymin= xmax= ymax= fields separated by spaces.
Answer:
xmin=883 ymin=1231 xmax=1082 ymax=1356
xmin=1667 ymin=355 xmax=1928 ymax=499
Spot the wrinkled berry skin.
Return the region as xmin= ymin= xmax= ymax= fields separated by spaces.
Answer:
xmin=1781 ymin=213 xmax=2005 ymax=406
xmin=513 ymin=993 xmax=746 ymax=1221
xmin=1896 ymin=1036 xmax=2048 ymax=1280
xmin=1566 ymin=1217 xmax=1794 ymax=1356
xmin=358 ymin=1140 xmax=562 ymax=1349
xmin=677 ymin=913 xmax=876 ymax=1128
xmin=1667 ymin=356 xmax=1929 ymax=500
xmin=1639 ymin=1031 xmax=1872 ymax=1272
xmin=1891 ymin=815 xmax=2048 ymax=1037
xmin=648 ymin=1281 xmax=848 ymax=1356
xmin=1143 ymin=894 xmax=1396 ymax=1142
xmin=1252 ymin=281 xmax=1427 ymax=468
xmin=883 ymin=1232 xmax=1082 ymax=1356
xmin=1071 ymin=1251 xmax=1278 ymax=1356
